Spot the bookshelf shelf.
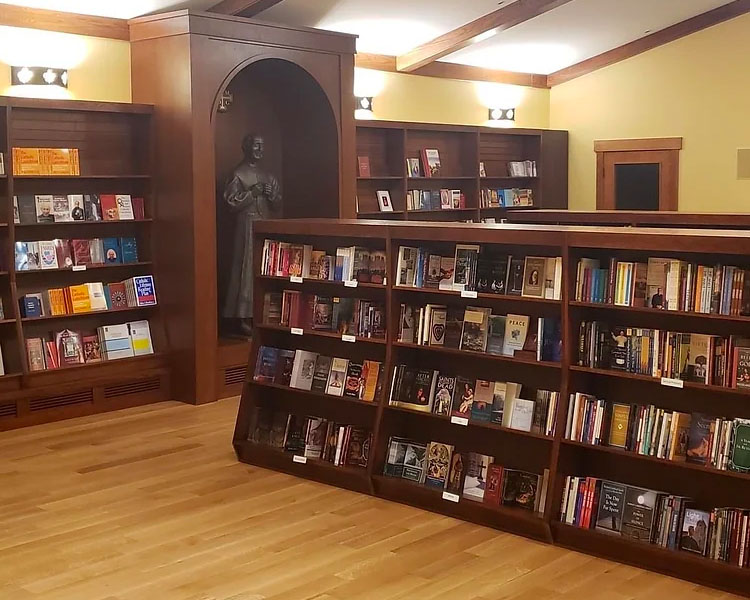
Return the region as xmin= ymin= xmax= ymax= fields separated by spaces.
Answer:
xmin=21 ymin=304 xmax=158 ymax=323
xmin=15 ymin=261 xmax=153 ymax=275
xmin=256 ymin=323 xmax=387 ymax=345
xmin=393 ymin=341 xmax=561 ymax=369
xmin=13 ymin=174 xmax=151 ymax=180
xmin=407 ymin=176 xmax=477 ymax=181
xmin=0 ymin=319 xmax=18 ymax=325
xmin=393 ymin=285 xmax=560 ymax=306
xmin=27 ymin=352 xmax=164 ymax=377
xmin=570 ymin=301 xmax=750 ymax=324
xmin=257 ymin=274 xmax=386 ymax=290
xmin=406 ymin=208 xmax=476 ymax=214
xmin=356 ymin=211 xmax=405 ymax=217
xmin=249 ymin=379 xmax=379 ymax=410
xmin=15 ymin=219 xmax=154 ymax=228
xmin=357 ymin=176 xmax=403 ymax=181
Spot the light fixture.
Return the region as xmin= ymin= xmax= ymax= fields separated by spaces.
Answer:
xmin=11 ymin=66 xmax=69 ymax=88
xmin=489 ymin=107 xmax=515 ymax=122
xmin=356 ymin=96 xmax=374 ymax=112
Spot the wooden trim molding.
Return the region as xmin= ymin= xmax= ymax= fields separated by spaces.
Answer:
xmin=395 ymin=0 xmax=574 ymax=73
xmin=594 ymin=138 xmax=683 ymax=152
xmin=355 ymin=53 xmax=397 ymax=72
xmin=548 ymin=0 xmax=750 ymax=86
xmin=207 ymin=0 xmax=286 ymax=17
xmin=0 ymin=2 xmax=129 ymax=40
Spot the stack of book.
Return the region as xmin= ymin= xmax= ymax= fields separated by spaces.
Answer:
xmin=578 ymin=321 xmax=750 ymax=388
xmin=14 ymin=237 xmax=139 ymax=270
xmin=507 ymin=160 xmax=537 ymax=177
xmin=248 ymin=407 xmax=371 ymax=467
xmin=260 ymin=239 xmax=386 ymax=284
xmin=406 ymin=189 xmax=466 ymax=211
xmin=396 ymin=245 xmax=562 ymax=299
xmin=480 ymin=188 xmax=533 ymax=208
xmin=263 ymin=291 xmax=385 ymax=339
xmin=388 ymin=367 xmax=557 ymax=435
xmin=383 ymin=437 xmax=549 ymax=511
xmin=25 ymin=319 xmax=154 ymax=371
xmin=254 ymin=345 xmax=383 ymax=402
xmin=14 ymin=193 xmax=145 ymax=224
xmin=19 ymin=275 xmax=156 ymax=317
xmin=575 ymin=256 xmax=750 ymax=315
xmin=405 ymin=149 xmax=441 ymax=178
xmin=560 ymin=477 xmax=750 ymax=567
xmin=12 ymin=147 xmax=80 ymax=176
xmin=565 ymin=394 xmax=750 ymax=472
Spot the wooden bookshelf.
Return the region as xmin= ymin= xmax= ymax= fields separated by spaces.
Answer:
xmin=354 ymin=121 xmax=568 ymax=221
xmin=0 ymin=96 xmax=170 ymax=430
xmin=234 ymin=219 xmax=750 ymax=597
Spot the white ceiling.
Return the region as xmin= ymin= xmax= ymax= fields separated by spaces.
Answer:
xmin=0 ymin=0 xmax=739 ymax=73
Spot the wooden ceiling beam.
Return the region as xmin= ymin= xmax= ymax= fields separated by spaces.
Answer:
xmin=396 ymin=0 xmax=574 ymax=73
xmin=207 ymin=0 xmax=286 ymax=17
xmin=0 ymin=2 xmax=128 ymax=40
xmin=547 ymin=0 xmax=750 ymax=86
xmin=355 ymin=53 xmax=550 ymax=89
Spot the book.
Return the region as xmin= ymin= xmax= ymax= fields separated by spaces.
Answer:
xmin=360 ymin=360 xmax=381 ymax=402
xmin=621 ymin=486 xmax=658 ymax=542
xmin=608 ymin=403 xmax=631 ymax=449
xmin=54 ymin=239 xmax=73 ymax=268
xmin=357 ymin=156 xmax=371 ymax=178
xmin=107 ymin=282 xmax=128 ymax=309
xmin=88 ymin=282 xmax=108 ymax=311
xmin=445 ymin=452 xmax=465 ymax=495
xmin=100 ymin=194 xmax=118 ymax=221
xmin=521 ymin=257 xmax=547 ymax=298
xmin=103 ymin=238 xmax=122 ymax=263
xmin=56 ymin=329 xmax=84 ymax=366
xmin=421 ymin=148 xmax=441 ymax=177
xmin=16 ymin=195 xmax=36 ymax=224
xmin=679 ymin=508 xmax=711 ymax=555
xmin=84 ymin=194 xmax=102 ymax=221
xmin=343 ymin=361 xmax=364 ymax=398
xmin=71 ymin=239 xmax=92 ymax=266
xmin=51 ymin=195 xmax=72 ymax=222
xmin=501 ymin=470 xmax=540 ymax=511
xmin=396 ymin=246 xmax=418 ymax=287
xmin=486 ymin=315 xmax=506 ymax=355
xmin=128 ymin=320 xmax=154 ymax=355
xmin=326 ymin=357 xmax=349 ymax=396
xmin=484 ymin=464 xmax=504 ymax=506
xmin=646 ymin=258 xmax=670 ymax=309
xmin=406 ymin=158 xmax=421 ymax=177
xmin=438 ymin=257 xmax=455 ymax=291
xmin=507 ymin=257 xmax=525 ymax=296
xmin=595 ymin=480 xmax=627 ymax=533
xmin=459 ymin=306 xmax=490 ymax=352
xmin=120 ymin=237 xmax=139 ymax=263
xmin=686 ymin=414 xmax=713 ymax=465
xmin=428 ymin=306 xmax=447 ymax=345
xmin=453 ymin=244 xmax=480 ymax=291
xmin=82 ymin=334 xmax=102 ymax=363
xmin=682 ymin=333 xmax=711 ymax=383
xmin=471 ymin=379 xmax=493 ymax=423
xmin=376 ymin=190 xmax=393 ymax=212
xmin=290 ymin=350 xmax=318 ymax=391
xmin=254 ymin=347 xmax=279 ymax=382
xmin=509 ymin=398 xmax=535 ymax=432
xmin=26 ymin=338 xmax=46 ymax=371
xmin=34 ymin=195 xmax=55 ymax=222
xmin=462 ymin=452 xmax=492 ymax=501
xmin=432 ymin=373 xmax=455 ymax=417
xmin=98 ymin=323 xmax=134 ymax=360
xmin=728 ymin=419 xmax=750 ymax=472
xmin=732 ymin=345 xmax=750 ymax=389
xmin=451 ymin=376 xmax=474 ymax=419
xmin=310 ymin=355 xmax=332 ymax=393
xmin=303 ymin=418 xmax=326 ymax=459
xmin=275 ymin=350 xmax=295 ymax=386
xmin=401 ymin=441 xmax=427 ymax=482
xmin=38 ymin=240 xmax=59 ymax=269
xmin=502 ymin=314 xmax=529 ymax=356
xmin=424 ymin=442 xmax=453 ymax=489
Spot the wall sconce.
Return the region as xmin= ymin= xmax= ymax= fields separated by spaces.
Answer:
xmin=11 ymin=66 xmax=69 ymax=88
xmin=355 ymin=96 xmax=374 ymax=115
xmin=218 ymin=88 xmax=233 ymax=113
xmin=489 ymin=107 xmax=515 ymax=122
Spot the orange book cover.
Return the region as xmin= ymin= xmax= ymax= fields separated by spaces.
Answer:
xmin=13 ymin=147 xmax=44 ymax=175
xmin=68 ymin=284 xmax=91 ymax=313
xmin=44 ymin=148 xmax=80 ymax=176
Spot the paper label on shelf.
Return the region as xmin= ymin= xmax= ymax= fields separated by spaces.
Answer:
xmin=72 ymin=265 xmax=86 ymax=272
xmin=442 ymin=492 xmax=460 ymax=503
xmin=344 ymin=280 xmax=358 ymax=288
xmin=292 ymin=455 xmax=307 ymax=464
xmin=661 ymin=377 xmax=684 ymax=389
xmin=460 ymin=290 xmax=478 ymax=299
xmin=291 ymin=327 xmax=304 ymax=336
xmin=289 ymin=275 xmax=303 ymax=284
xmin=450 ymin=416 xmax=469 ymax=426
xmin=341 ymin=334 xmax=356 ymax=343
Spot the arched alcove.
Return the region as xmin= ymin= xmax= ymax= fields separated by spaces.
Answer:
xmin=214 ymin=58 xmax=340 ymax=332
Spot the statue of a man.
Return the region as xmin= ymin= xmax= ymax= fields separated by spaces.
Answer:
xmin=223 ymin=133 xmax=282 ymax=336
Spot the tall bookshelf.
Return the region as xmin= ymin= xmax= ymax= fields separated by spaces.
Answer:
xmin=354 ymin=121 xmax=568 ymax=221
xmin=235 ymin=219 xmax=750 ymax=596
xmin=0 ymin=97 xmax=170 ymax=430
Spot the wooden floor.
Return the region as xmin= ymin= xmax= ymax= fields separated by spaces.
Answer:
xmin=0 ymin=398 xmax=741 ymax=600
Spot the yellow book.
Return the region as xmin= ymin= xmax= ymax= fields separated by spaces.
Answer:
xmin=47 ymin=288 xmax=68 ymax=315
xmin=13 ymin=147 xmax=44 ymax=175
xmin=68 ymin=284 xmax=92 ymax=313
xmin=44 ymin=148 xmax=80 ymax=176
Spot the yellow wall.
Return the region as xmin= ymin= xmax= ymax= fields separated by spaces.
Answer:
xmin=361 ymin=70 xmax=550 ymax=129
xmin=550 ymin=13 xmax=750 ymax=212
xmin=0 ymin=26 xmax=131 ymax=102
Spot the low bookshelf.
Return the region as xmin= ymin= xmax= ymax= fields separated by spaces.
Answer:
xmin=0 ymin=97 xmax=170 ymax=430
xmin=234 ymin=219 xmax=750 ymax=597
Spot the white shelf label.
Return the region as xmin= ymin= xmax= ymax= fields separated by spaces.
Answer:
xmin=450 ymin=416 xmax=469 ymax=426
xmin=442 ymin=491 xmax=460 ymax=503
xmin=460 ymin=290 xmax=478 ymax=299
xmin=341 ymin=334 xmax=356 ymax=343
xmin=292 ymin=455 xmax=307 ymax=464
xmin=291 ymin=327 xmax=304 ymax=336
xmin=344 ymin=279 xmax=359 ymax=288
xmin=661 ymin=377 xmax=684 ymax=389
xmin=289 ymin=275 xmax=303 ymax=284
xmin=72 ymin=265 xmax=87 ymax=272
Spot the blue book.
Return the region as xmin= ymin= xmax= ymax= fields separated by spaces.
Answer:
xmin=21 ymin=295 xmax=42 ymax=318
xmin=102 ymin=238 xmax=121 ymax=263
xmin=120 ymin=237 xmax=139 ymax=263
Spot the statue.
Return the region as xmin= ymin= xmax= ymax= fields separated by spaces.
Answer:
xmin=223 ymin=133 xmax=282 ymax=336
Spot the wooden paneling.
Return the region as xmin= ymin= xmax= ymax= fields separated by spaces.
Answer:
xmin=396 ymin=0 xmax=575 ymax=72
xmin=594 ymin=138 xmax=683 ymax=152
xmin=208 ymin=0 xmax=285 ymax=16
xmin=548 ymin=0 xmax=750 ymax=86
xmin=504 ymin=210 xmax=750 ymax=228
xmin=415 ymin=61 xmax=550 ymax=89
xmin=0 ymin=2 xmax=129 ymax=40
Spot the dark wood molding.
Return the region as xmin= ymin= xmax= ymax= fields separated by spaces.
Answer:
xmin=396 ymin=0 xmax=575 ymax=73
xmin=355 ymin=53 xmax=549 ymax=89
xmin=0 ymin=2 xmax=129 ymax=40
xmin=594 ymin=138 xmax=683 ymax=152
xmin=548 ymin=0 xmax=750 ymax=86
xmin=207 ymin=0 xmax=286 ymax=17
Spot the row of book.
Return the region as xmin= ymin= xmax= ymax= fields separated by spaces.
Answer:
xmin=384 ymin=437 xmax=549 ymax=512
xmin=388 ymin=366 xmax=558 ymax=435
xmin=565 ymin=393 xmax=750 ymax=472
xmin=14 ymin=193 xmax=145 ymax=224
xmin=480 ymin=188 xmax=533 ymax=208
xmin=260 ymin=239 xmax=386 ymax=284
xmin=19 ymin=275 xmax=157 ymax=318
xmin=358 ymin=154 xmax=536 ymax=179
xmin=561 ymin=477 xmax=750 ymax=566
xmin=505 ymin=160 xmax=537 ymax=178
xmin=263 ymin=291 xmax=385 ymax=339
xmin=399 ymin=304 xmax=561 ymax=362
xmin=578 ymin=321 xmax=750 ymax=389
xmin=12 ymin=147 xmax=80 ymax=176
xmin=405 ymin=189 xmax=467 ymax=211
xmin=253 ymin=345 xmax=383 ymax=402
xmin=575 ymin=257 xmax=750 ymax=316
xmin=248 ymin=407 xmax=371 ymax=467
xmin=26 ymin=320 xmax=154 ymax=371
xmin=14 ymin=237 xmax=139 ymax=271
xmin=396 ymin=245 xmax=562 ymax=300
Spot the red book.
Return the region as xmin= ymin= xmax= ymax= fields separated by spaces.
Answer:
xmin=357 ymin=156 xmax=371 ymax=178
xmin=483 ymin=465 xmax=503 ymax=506
xmin=44 ymin=341 xmax=59 ymax=369
xmin=100 ymin=194 xmax=118 ymax=221
xmin=132 ymin=197 xmax=145 ymax=220
xmin=54 ymin=239 xmax=73 ymax=269
xmin=71 ymin=239 xmax=92 ymax=266
xmin=107 ymin=282 xmax=128 ymax=308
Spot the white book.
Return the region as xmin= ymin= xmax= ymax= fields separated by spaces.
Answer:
xmin=87 ymin=282 xmax=108 ymax=311
xmin=0 ymin=343 xmax=4 ymax=376
xmin=128 ymin=320 xmax=153 ymax=356
xmin=68 ymin=194 xmax=85 ymax=221
xmin=38 ymin=240 xmax=59 ymax=269
xmin=52 ymin=195 xmax=72 ymax=222
xmin=301 ymin=245 xmax=313 ymax=278
xmin=90 ymin=238 xmax=105 ymax=264
xmin=99 ymin=324 xmax=134 ymax=360
xmin=396 ymin=246 xmax=418 ymax=287
xmin=290 ymin=350 xmax=318 ymax=391
xmin=116 ymin=194 xmax=135 ymax=220
xmin=376 ymin=190 xmax=393 ymax=212
xmin=326 ymin=358 xmax=349 ymax=396
xmin=509 ymin=398 xmax=535 ymax=432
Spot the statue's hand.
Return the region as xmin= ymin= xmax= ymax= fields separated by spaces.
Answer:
xmin=263 ymin=183 xmax=273 ymax=197
xmin=251 ymin=182 xmax=266 ymax=196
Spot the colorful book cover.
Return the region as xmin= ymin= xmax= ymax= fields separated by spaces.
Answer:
xmin=470 ymin=379 xmax=493 ymax=423
xmin=120 ymin=237 xmax=139 ymax=263
xmin=424 ymin=442 xmax=453 ymax=489
xmin=133 ymin=275 xmax=157 ymax=306
xmin=102 ymin=238 xmax=121 ymax=263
